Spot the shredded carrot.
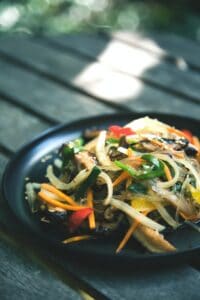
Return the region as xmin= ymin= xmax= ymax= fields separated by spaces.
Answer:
xmin=41 ymin=183 xmax=77 ymax=206
xmin=62 ymin=235 xmax=91 ymax=244
xmin=151 ymin=139 xmax=163 ymax=147
xmin=38 ymin=191 xmax=87 ymax=211
xmin=116 ymin=220 xmax=140 ymax=253
xmin=112 ymin=171 xmax=130 ymax=187
xmin=193 ymin=136 xmax=200 ymax=154
xmin=116 ymin=211 xmax=148 ymax=253
xmin=172 ymin=151 xmax=185 ymax=158
xmin=87 ymin=188 xmax=96 ymax=230
xmin=163 ymin=162 xmax=172 ymax=181
xmin=168 ymin=127 xmax=186 ymax=138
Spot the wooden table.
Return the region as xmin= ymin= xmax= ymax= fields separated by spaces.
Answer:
xmin=0 ymin=31 xmax=200 ymax=300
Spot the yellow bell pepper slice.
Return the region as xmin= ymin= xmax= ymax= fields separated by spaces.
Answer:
xmin=131 ymin=196 xmax=156 ymax=212
xmin=190 ymin=186 xmax=200 ymax=205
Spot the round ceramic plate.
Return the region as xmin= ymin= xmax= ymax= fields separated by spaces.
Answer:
xmin=2 ymin=113 xmax=200 ymax=264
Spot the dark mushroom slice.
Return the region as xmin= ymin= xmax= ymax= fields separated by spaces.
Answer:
xmin=184 ymin=144 xmax=198 ymax=157
xmin=162 ymin=138 xmax=189 ymax=151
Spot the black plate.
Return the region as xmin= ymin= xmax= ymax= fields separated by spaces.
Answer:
xmin=2 ymin=113 xmax=200 ymax=264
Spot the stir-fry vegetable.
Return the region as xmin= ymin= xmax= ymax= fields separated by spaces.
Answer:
xmin=68 ymin=208 xmax=93 ymax=232
xmin=109 ymin=125 xmax=135 ymax=138
xmin=75 ymin=166 xmax=101 ymax=200
xmin=26 ymin=116 xmax=200 ymax=254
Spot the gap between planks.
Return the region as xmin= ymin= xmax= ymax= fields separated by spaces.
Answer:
xmin=0 ymin=92 xmax=58 ymax=126
xmin=0 ymin=49 xmax=131 ymax=114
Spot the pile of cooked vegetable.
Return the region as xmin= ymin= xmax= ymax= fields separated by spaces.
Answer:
xmin=25 ymin=117 xmax=200 ymax=253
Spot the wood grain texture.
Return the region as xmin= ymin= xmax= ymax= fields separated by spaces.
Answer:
xmin=0 ymin=100 xmax=49 ymax=152
xmin=0 ymin=238 xmax=82 ymax=300
xmin=0 ymin=59 xmax=115 ymax=123
xmin=63 ymin=260 xmax=200 ymax=300
xmin=0 ymin=39 xmax=200 ymax=120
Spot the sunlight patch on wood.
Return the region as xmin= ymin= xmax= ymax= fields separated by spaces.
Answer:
xmin=74 ymin=62 xmax=143 ymax=101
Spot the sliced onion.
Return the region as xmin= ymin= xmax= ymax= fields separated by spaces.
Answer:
xmin=26 ymin=182 xmax=40 ymax=213
xmin=154 ymin=153 xmax=180 ymax=188
xmin=117 ymin=147 xmax=128 ymax=155
xmin=153 ymin=185 xmax=194 ymax=216
xmin=175 ymin=158 xmax=200 ymax=189
xmin=84 ymin=137 xmax=98 ymax=151
xmin=99 ymin=165 xmax=121 ymax=172
xmin=111 ymin=198 xmax=165 ymax=232
xmin=153 ymin=202 xmax=179 ymax=229
xmin=46 ymin=165 xmax=90 ymax=190
xmin=96 ymin=131 xmax=112 ymax=166
xmin=99 ymin=171 xmax=113 ymax=205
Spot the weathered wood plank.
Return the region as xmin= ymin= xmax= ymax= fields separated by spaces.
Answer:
xmin=46 ymin=34 xmax=200 ymax=102
xmin=0 ymin=59 xmax=115 ymax=124
xmin=0 ymin=237 xmax=82 ymax=300
xmin=63 ymin=260 xmax=200 ymax=300
xmin=0 ymin=100 xmax=49 ymax=152
xmin=0 ymin=39 xmax=199 ymax=120
xmin=112 ymin=31 xmax=200 ymax=70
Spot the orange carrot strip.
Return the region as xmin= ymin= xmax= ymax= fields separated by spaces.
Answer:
xmin=62 ymin=235 xmax=91 ymax=244
xmin=163 ymin=162 xmax=172 ymax=181
xmin=116 ymin=220 xmax=140 ymax=254
xmin=172 ymin=151 xmax=185 ymax=158
xmin=87 ymin=188 xmax=96 ymax=230
xmin=151 ymin=139 xmax=163 ymax=147
xmin=168 ymin=127 xmax=186 ymax=138
xmin=41 ymin=183 xmax=77 ymax=206
xmin=38 ymin=191 xmax=87 ymax=211
xmin=181 ymin=130 xmax=194 ymax=144
xmin=116 ymin=211 xmax=148 ymax=253
xmin=193 ymin=136 xmax=200 ymax=153
xmin=112 ymin=171 xmax=130 ymax=187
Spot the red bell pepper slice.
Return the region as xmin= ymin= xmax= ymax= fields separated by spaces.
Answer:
xmin=109 ymin=125 xmax=135 ymax=138
xmin=182 ymin=129 xmax=194 ymax=144
xmin=68 ymin=208 xmax=93 ymax=232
